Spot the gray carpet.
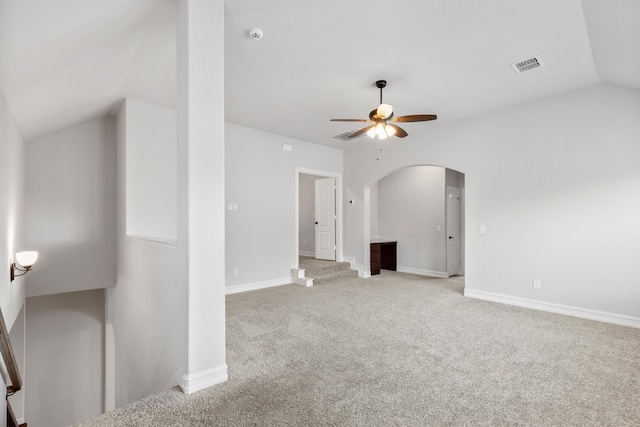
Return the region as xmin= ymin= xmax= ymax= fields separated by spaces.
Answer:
xmin=77 ymin=272 xmax=640 ymax=426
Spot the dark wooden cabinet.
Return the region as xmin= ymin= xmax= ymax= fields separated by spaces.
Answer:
xmin=370 ymin=240 xmax=397 ymax=275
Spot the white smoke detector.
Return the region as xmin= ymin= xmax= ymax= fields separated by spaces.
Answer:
xmin=249 ymin=28 xmax=263 ymax=40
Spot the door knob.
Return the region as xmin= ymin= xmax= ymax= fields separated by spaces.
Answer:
xmin=315 ymin=221 xmax=318 ymax=225
xmin=449 ymin=236 xmax=454 ymax=239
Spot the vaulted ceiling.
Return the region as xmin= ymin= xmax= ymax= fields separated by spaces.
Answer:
xmin=0 ymin=0 xmax=637 ymax=146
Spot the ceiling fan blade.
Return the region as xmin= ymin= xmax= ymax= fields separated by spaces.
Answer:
xmin=388 ymin=124 xmax=408 ymax=138
xmin=350 ymin=124 xmax=376 ymax=139
xmin=391 ymin=114 xmax=437 ymax=123
xmin=330 ymin=118 xmax=371 ymax=122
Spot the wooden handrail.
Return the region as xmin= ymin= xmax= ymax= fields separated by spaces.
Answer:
xmin=7 ymin=400 xmax=20 ymax=427
xmin=0 ymin=305 xmax=21 ymax=395
xmin=0 ymin=305 xmax=23 ymax=427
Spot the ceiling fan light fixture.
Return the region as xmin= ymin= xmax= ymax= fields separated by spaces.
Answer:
xmin=385 ymin=124 xmax=396 ymax=136
xmin=329 ymin=79 xmax=437 ymax=142
xmin=377 ymin=103 xmax=393 ymax=119
xmin=374 ymin=123 xmax=388 ymax=139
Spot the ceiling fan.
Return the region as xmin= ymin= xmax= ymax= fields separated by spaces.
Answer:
xmin=330 ymin=80 xmax=437 ymax=140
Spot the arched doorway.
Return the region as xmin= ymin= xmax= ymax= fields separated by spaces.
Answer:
xmin=364 ymin=165 xmax=465 ymax=279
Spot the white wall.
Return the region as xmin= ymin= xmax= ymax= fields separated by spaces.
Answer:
xmin=298 ymin=174 xmax=324 ymax=256
xmin=125 ymin=98 xmax=177 ymax=240
xmin=369 ymin=181 xmax=379 ymax=237
xmin=177 ymin=0 xmax=227 ymax=392
xmin=226 ymin=123 xmax=343 ymax=289
xmin=377 ymin=166 xmax=447 ymax=275
xmin=345 ymin=84 xmax=640 ymax=319
xmin=25 ymin=289 xmax=104 ymax=427
xmin=108 ymin=99 xmax=187 ymax=407
xmin=0 ymin=87 xmax=27 ymax=330
xmin=0 ymin=86 xmax=27 ymax=425
xmin=25 ymin=118 xmax=117 ymax=297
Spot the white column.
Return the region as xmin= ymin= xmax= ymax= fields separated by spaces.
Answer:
xmin=177 ymin=0 xmax=227 ymax=394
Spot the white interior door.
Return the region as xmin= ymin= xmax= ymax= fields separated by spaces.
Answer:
xmin=315 ymin=177 xmax=336 ymax=260
xmin=447 ymin=186 xmax=461 ymax=276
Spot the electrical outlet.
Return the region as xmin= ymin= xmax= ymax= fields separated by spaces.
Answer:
xmin=532 ymin=280 xmax=541 ymax=289
xmin=233 ymin=268 xmax=239 ymax=276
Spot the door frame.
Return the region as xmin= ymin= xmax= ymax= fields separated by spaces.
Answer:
xmin=446 ymin=185 xmax=462 ymax=276
xmin=295 ymin=167 xmax=343 ymax=268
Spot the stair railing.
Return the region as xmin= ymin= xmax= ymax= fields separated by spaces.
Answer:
xmin=0 ymin=305 xmax=23 ymax=427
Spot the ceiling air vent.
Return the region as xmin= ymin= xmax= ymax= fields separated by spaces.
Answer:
xmin=511 ymin=56 xmax=543 ymax=73
xmin=332 ymin=129 xmax=363 ymax=141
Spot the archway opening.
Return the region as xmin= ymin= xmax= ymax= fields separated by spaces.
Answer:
xmin=364 ymin=165 xmax=465 ymax=280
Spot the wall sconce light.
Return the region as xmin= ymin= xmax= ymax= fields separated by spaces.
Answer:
xmin=10 ymin=251 xmax=38 ymax=282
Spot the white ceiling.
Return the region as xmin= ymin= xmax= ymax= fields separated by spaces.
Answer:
xmin=0 ymin=0 xmax=637 ymax=146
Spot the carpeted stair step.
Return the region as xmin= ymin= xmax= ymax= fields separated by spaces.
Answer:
xmin=299 ymin=257 xmax=358 ymax=285
xmin=308 ymin=268 xmax=358 ymax=285
xmin=298 ymin=257 xmax=358 ymax=285
xmin=301 ymin=261 xmax=351 ymax=277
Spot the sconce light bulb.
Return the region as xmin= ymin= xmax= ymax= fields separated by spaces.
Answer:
xmin=16 ymin=251 xmax=38 ymax=268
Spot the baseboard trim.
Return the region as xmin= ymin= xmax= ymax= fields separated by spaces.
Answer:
xmin=225 ymin=277 xmax=291 ymax=295
xmin=181 ymin=364 xmax=228 ymax=395
xmin=464 ymin=289 xmax=640 ymax=329
xmin=397 ymin=266 xmax=449 ymax=279
xmin=299 ymin=251 xmax=315 ymax=257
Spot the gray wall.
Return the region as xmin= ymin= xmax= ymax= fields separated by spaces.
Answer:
xmin=377 ymin=166 xmax=447 ymax=275
xmin=1 ymin=86 xmax=27 ymax=427
xmin=25 ymin=118 xmax=117 ymax=297
xmin=108 ymin=99 xmax=187 ymax=407
xmin=25 ymin=289 xmax=104 ymax=427
xmin=225 ymin=123 xmax=343 ymax=289
xmin=345 ymin=83 xmax=640 ymax=318
xmin=0 ymin=87 xmax=27 ymax=330
xmin=125 ymin=99 xmax=177 ymax=240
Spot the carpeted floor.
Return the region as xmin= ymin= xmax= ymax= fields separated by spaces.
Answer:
xmin=77 ymin=271 xmax=640 ymax=426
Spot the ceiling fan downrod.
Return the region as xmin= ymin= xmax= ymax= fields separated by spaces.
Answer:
xmin=376 ymin=79 xmax=387 ymax=105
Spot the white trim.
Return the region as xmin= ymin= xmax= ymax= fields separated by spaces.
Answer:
xmin=104 ymin=322 xmax=116 ymax=412
xmin=343 ymin=256 xmax=365 ymax=278
xmin=126 ymin=235 xmax=178 ymax=252
xmin=293 ymin=277 xmax=313 ymax=287
xmin=464 ymin=289 xmax=640 ymax=329
xmin=299 ymin=250 xmax=315 ymax=257
xmin=396 ymin=266 xmax=449 ymax=279
xmin=295 ymin=168 xmax=344 ymax=268
xmin=290 ymin=268 xmax=313 ymax=287
xmin=225 ymin=277 xmax=291 ymax=295
xmin=363 ymin=186 xmax=371 ymax=279
xmin=181 ymin=364 xmax=228 ymax=395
